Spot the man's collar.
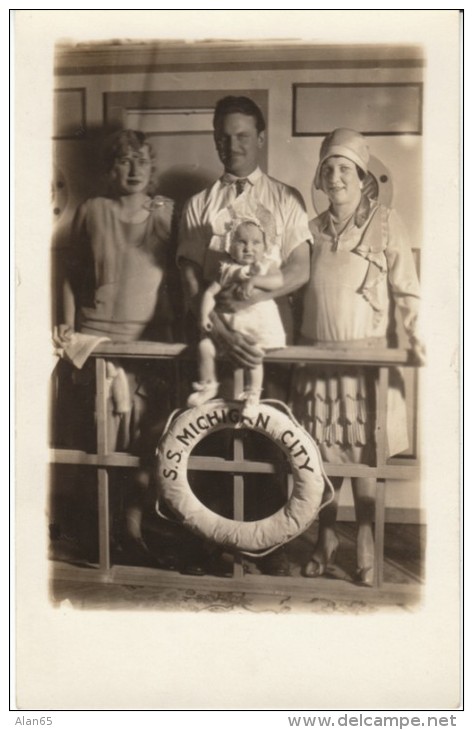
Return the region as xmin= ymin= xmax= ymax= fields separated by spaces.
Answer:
xmin=220 ymin=167 xmax=262 ymax=185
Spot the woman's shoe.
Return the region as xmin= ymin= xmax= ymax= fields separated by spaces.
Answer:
xmin=302 ymin=557 xmax=325 ymax=578
xmin=180 ymin=544 xmax=211 ymax=576
xmin=302 ymin=534 xmax=339 ymax=578
xmin=355 ymin=567 xmax=374 ymax=587
xmin=119 ymin=536 xmax=160 ymax=568
xmin=160 ymin=550 xmax=179 ymax=571
xmin=260 ymin=548 xmax=291 ymax=577
xmin=355 ymin=524 xmax=374 ymax=587
xmin=180 ymin=561 xmax=207 ymax=576
xmin=207 ymin=550 xmax=234 ymax=578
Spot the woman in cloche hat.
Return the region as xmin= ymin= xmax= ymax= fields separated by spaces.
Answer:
xmin=292 ymin=128 xmax=425 ymax=586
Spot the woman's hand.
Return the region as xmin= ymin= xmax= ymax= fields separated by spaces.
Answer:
xmin=410 ymin=337 xmax=427 ymax=366
xmin=412 ymin=341 xmax=427 ymax=366
xmin=53 ymin=324 xmax=74 ymax=349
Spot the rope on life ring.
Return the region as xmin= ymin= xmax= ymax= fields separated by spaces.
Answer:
xmin=155 ymin=399 xmax=333 ymax=557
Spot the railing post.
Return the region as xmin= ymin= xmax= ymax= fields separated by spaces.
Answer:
xmin=95 ymin=357 xmax=111 ymax=572
xmin=376 ymin=367 xmax=389 ymax=467
xmin=374 ymin=479 xmax=386 ymax=588
xmin=373 ymin=365 xmax=390 ymax=587
xmin=232 ymin=368 xmax=245 ymax=578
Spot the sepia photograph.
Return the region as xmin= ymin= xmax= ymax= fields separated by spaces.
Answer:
xmin=13 ymin=9 xmax=462 ymax=712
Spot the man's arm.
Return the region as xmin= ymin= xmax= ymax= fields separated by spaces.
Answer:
xmin=251 ymin=261 xmax=285 ymax=291
xmin=275 ymin=240 xmax=311 ymax=296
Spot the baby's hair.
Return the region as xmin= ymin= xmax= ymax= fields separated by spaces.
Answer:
xmin=103 ymin=129 xmax=156 ymax=172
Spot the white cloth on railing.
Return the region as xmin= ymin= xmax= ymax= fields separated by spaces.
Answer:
xmin=105 ymin=360 xmax=132 ymax=415
xmin=54 ymin=333 xmax=132 ymax=416
xmin=54 ymin=332 xmax=110 ymax=369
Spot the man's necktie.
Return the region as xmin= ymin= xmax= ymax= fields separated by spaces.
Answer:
xmin=235 ymin=178 xmax=248 ymax=196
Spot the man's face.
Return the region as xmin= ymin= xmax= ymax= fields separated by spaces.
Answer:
xmin=214 ymin=113 xmax=265 ymax=177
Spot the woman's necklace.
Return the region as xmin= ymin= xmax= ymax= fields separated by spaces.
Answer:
xmin=330 ymin=210 xmax=354 ymax=236
xmin=328 ymin=207 xmax=357 ymax=251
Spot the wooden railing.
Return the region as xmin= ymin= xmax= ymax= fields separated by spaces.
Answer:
xmin=49 ymin=343 xmax=421 ymax=602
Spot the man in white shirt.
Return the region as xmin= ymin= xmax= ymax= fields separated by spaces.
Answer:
xmin=178 ymin=95 xmax=312 ymax=363
xmin=177 ymin=96 xmax=312 ymax=575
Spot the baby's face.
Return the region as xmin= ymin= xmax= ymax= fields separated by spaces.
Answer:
xmin=230 ymin=222 xmax=265 ymax=265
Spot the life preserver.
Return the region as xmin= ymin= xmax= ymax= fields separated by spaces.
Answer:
xmin=156 ymin=400 xmax=329 ymax=554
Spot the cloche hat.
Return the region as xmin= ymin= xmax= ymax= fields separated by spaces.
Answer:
xmin=314 ymin=128 xmax=370 ymax=189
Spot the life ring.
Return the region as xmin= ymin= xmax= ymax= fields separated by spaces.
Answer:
xmin=155 ymin=400 xmax=329 ymax=554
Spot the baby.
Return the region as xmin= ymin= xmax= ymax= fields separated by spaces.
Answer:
xmin=187 ymin=215 xmax=286 ymax=417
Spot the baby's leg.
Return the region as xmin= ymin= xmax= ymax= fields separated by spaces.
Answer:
xmin=197 ymin=337 xmax=217 ymax=383
xmin=241 ymin=363 xmax=264 ymax=418
xmin=246 ymin=363 xmax=264 ymax=393
xmin=187 ymin=337 xmax=220 ymax=407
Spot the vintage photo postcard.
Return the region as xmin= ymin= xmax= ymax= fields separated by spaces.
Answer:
xmin=13 ymin=9 xmax=462 ymax=712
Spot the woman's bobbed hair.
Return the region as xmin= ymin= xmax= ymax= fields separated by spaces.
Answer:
xmin=103 ymin=129 xmax=155 ymax=172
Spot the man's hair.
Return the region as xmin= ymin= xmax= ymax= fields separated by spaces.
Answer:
xmin=103 ymin=129 xmax=155 ymax=171
xmin=213 ymin=96 xmax=266 ymax=133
